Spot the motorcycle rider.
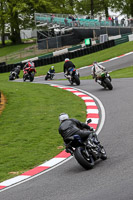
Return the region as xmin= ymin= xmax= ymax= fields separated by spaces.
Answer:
xmin=91 ymin=61 xmax=106 ymax=84
xmin=58 ymin=113 xmax=99 ymax=152
xmin=45 ymin=66 xmax=55 ymax=80
xmin=63 ymin=58 xmax=76 ymax=80
xmin=49 ymin=66 xmax=55 ymax=74
xmin=23 ymin=60 xmax=36 ymax=73
xmin=23 ymin=60 xmax=35 ymax=69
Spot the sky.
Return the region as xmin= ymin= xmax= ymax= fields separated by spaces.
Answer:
xmin=109 ymin=9 xmax=126 ymax=20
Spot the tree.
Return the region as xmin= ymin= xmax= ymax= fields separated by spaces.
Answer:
xmin=109 ymin=0 xmax=133 ymax=17
xmin=75 ymin=0 xmax=109 ymax=18
xmin=3 ymin=0 xmax=61 ymax=44
xmin=0 ymin=0 xmax=7 ymax=46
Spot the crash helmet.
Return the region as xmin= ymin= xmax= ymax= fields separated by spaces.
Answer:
xmin=93 ymin=61 xmax=98 ymax=65
xmin=17 ymin=65 xmax=21 ymax=70
xmin=28 ymin=60 xmax=34 ymax=67
xmin=65 ymin=58 xmax=70 ymax=62
xmin=51 ymin=66 xmax=54 ymax=70
xmin=93 ymin=61 xmax=100 ymax=68
xmin=59 ymin=113 xmax=69 ymax=123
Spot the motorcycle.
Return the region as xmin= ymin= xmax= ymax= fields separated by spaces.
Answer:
xmin=45 ymin=71 xmax=55 ymax=80
xmin=65 ymin=119 xmax=107 ymax=170
xmin=65 ymin=68 xmax=80 ymax=85
xmin=23 ymin=66 xmax=36 ymax=82
xmin=96 ymin=71 xmax=113 ymax=90
xmin=9 ymin=71 xmax=18 ymax=80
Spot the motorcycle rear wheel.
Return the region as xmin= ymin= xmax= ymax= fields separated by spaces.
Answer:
xmin=74 ymin=147 xmax=94 ymax=170
xmin=104 ymin=78 xmax=113 ymax=90
xmin=74 ymin=75 xmax=80 ymax=85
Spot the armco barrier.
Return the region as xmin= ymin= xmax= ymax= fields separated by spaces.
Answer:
xmin=115 ymin=36 xmax=129 ymax=45
xmin=0 ymin=62 xmax=6 ymax=67
xmin=38 ymin=53 xmax=53 ymax=59
xmin=0 ymin=40 xmax=115 ymax=73
xmin=68 ymin=45 xmax=82 ymax=52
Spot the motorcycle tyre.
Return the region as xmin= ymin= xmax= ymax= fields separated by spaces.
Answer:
xmin=74 ymin=75 xmax=80 ymax=85
xmin=45 ymin=76 xmax=48 ymax=80
xmin=74 ymin=147 xmax=94 ymax=170
xmin=23 ymin=74 xmax=26 ymax=82
xmin=100 ymin=146 xmax=107 ymax=160
xmin=9 ymin=75 xmax=15 ymax=80
xmin=104 ymin=78 xmax=113 ymax=90
xmin=30 ymin=73 xmax=34 ymax=82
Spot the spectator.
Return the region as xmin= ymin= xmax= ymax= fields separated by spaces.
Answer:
xmin=99 ymin=16 xmax=102 ymax=22
xmin=108 ymin=16 xmax=112 ymax=26
xmin=131 ymin=19 xmax=133 ymax=26
xmin=115 ymin=16 xmax=119 ymax=26
xmin=68 ymin=15 xmax=73 ymax=20
xmin=64 ymin=17 xmax=68 ymax=26
xmin=121 ymin=18 xmax=125 ymax=26
xmin=50 ymin=14 xmax=54 ymax=23
xmin=111 ymin=17 xmax=115 ymax=26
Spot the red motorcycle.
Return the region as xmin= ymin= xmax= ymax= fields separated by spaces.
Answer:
xmin=23 ymin=66 xmax=36 ymax=82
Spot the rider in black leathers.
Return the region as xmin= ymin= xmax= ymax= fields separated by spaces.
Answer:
xmin=58 ymin=113 xmax=96 ymax=143
xmin=63 ymin=58 xmax=76 ymax=75
xmin=12 ymin=65 xmax=21 ymax=78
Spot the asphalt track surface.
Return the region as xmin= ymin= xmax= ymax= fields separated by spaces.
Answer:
xmin=0 ymin=53 xmax=133 ymax=200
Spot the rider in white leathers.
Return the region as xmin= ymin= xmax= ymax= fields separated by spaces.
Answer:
xmin=91 ymin=61 xmax=106 ymax=84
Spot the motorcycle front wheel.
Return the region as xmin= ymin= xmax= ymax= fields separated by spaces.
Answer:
xmin=30 ymin=73 xmax=34 ymax=82
xmin=45 ymin=75 xmax=48 ymax=80
xmin=23 ymin=74 xmax=26 ymax=82
xmin=9 ymin=75 xmax=15 ymax=80
xmin=74 ymin=147 xmax=94 ymax=170
xmin=99 ymin=146 xmax=107 ymax=160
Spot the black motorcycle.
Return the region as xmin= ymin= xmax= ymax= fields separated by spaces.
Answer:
xmin=65 ymin=120 xmax=107 ymax=170
xmin=45 ymin=71 xmax=55 ymax=80
xmin=66 ymin=68 xmax=80 ymax=85
xmin=96 ymin=71 xmax=113 ymax=90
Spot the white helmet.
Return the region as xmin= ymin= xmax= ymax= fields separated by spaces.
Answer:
xmin=65 ymin=58 xmax=69 ymax=62
xmin=59 ymin=113 xmax=69 ymax=123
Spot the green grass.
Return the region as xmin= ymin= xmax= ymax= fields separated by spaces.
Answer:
xmin=0 ymin=43 xmax=36 ymax=57
xmin=110 ymin=66 xmax=133 ymax=78
xmin=0 ymin=41 xmax=133 ymax=182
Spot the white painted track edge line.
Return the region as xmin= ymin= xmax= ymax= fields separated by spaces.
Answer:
xmin=0 ymin=156 xmax=72 ymax=193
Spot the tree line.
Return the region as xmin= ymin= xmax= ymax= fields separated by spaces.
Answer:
xmin=0 ymin=0 xmax=132 ymax=45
